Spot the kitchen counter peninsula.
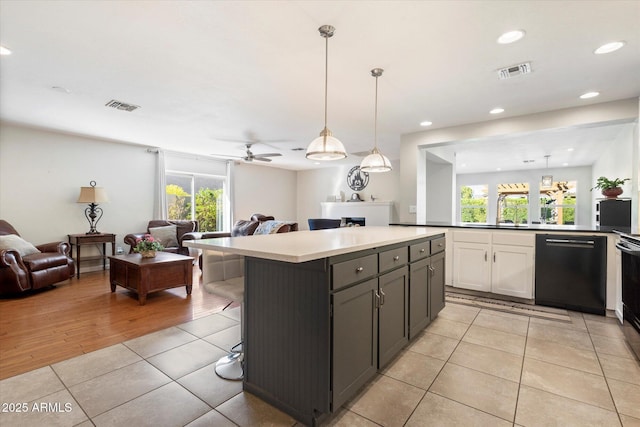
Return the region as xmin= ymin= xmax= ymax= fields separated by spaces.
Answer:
xmin=390 ymin=221 xmax=630 ymax=234
xmin=184 ymin=226 xmax=446 ymax=425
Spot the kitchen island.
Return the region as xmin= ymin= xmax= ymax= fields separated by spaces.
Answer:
xmin=184 ymin=226 xmax=446 ymax=426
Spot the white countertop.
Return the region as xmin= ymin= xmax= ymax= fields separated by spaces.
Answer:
xmin=184 ymin=226 xmax=445 ymax=263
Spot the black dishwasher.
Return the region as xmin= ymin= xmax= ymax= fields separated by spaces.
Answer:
xmin=535 ymin=234 xmax=607 ymax=315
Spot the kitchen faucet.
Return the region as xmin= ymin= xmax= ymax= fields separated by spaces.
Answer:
xmin=496 ymin=194 xmax=507 ymax=225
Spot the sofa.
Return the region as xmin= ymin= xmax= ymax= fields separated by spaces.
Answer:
xmin=0 ymin=219 xmax=75 ymax=295
xmin=195 ymin=214 xmax=298 ymax=239
xmin=124 ymin=220 xmax=199 ymax=256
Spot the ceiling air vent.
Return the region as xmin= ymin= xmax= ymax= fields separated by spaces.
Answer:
xmin=105 ymin=99 xmax=140 ymax=112
xmin=497 ymin=62 xmax=532 ymax=80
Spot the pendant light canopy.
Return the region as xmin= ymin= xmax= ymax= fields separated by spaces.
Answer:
xmin=360 ymin=68 xmax=392 ymax=173
xmin=306 ymin=25 xmax=347 ymax=161
xmin=541 ymin=155 xmax=553 ymax=187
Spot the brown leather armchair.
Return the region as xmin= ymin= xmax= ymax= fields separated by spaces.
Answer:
xmin=0 ymin=220 xmax=75 ymax=295
xmin=124 ymin=220 xmax=198 ymax=256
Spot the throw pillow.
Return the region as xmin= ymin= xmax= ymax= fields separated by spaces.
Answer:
xmin=0 ymin=234 xmax=41 ymax=257
xmin=149 ymin=225 xmax=178 ymax=248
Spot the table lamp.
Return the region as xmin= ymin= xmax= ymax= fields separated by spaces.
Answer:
xmin=77 ymin=180 xmax=109 ymax=234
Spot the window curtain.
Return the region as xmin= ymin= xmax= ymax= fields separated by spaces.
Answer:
xmin=154 ymin=149 xmax=168 ymax=220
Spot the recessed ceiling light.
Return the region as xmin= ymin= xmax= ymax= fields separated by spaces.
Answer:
xmin=490 ymin=108 xmax=505 ymax=114
xmin=460 ymin=163 xmax=467 ymax=167
xmin=0 ymin=45 xmax=12 ymax=55
xmin=497 ymin=30 xmax=525 ymax=44
xmin=580 ymin=91 xmax=600 ymax=99
xmin=496 ymin=167 xmax=502 ymax=171
xmin=563 ymin=163 xmax=569 ymax=166
xmin=594 ymin=41 xmax=625 ymax=54
xmin=567 ymin=148 xmax=574 ymax=152
xmin=420 ymin=121 xmax=433 ymax=127
xmin=51 ymin=86 xmax=72 ymax=94
xmin=314 ymin=162 xmax=321 ymax=165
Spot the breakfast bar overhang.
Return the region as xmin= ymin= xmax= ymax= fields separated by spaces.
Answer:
xmin=185 ymin=226 xmax=446 ymax=426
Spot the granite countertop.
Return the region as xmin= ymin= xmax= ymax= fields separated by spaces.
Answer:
xmin=184 ymin=226 xmax=445 ymax=263
xmin=390 ymin=222 xmax=630 ymax=234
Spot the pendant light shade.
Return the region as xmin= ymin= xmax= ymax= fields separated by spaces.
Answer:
xmin=306 ymin=25 xmax=347 ymax=161
xmin=360 ymin=68 xmax=392 ymax=173
xmin=541 ymin=155 xmax=552 ymax=187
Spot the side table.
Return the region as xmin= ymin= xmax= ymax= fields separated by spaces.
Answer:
xmin=68 ymin=233 xmax=116 ymax=278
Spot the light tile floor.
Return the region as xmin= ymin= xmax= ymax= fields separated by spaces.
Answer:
xmin=1 ymin=303 xmax=639 ymax=426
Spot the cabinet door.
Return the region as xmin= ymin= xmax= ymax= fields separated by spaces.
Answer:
xmin=378 ymin=266 xmax=409 ymax=368
xmin=430 ymin=251 xmax=446 ymax=319
xmin=332 ymin=278 xmax=378 ymax=410
xmin=409 ymin=258 xmax=430 ymax=339
xmin=491 ymin=244 xmax=534 ymax=299
xmin=453 ymin=242 xmax=491 ymax=292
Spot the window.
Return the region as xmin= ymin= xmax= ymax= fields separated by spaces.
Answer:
xmin=460 ymin=185 xmax=488 ymax=223
xmin=497 ymin=183 xmax=529 ymax=224
xmin=166 ymin=172 xmax=227 ymax=232
xmin=540 ymin=181 xmax=576 ymax=225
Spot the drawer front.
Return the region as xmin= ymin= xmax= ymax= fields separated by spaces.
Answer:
xmin=431 ymin=237 xmax=446 ymax=254
xmin=452 ymin=230 xmax=490 ymax=244
xmin=410 ymin=241 xmax=430 ymax=261
xmin=492 ymin=231 xmax=534 ymax=247
xmin=333 ymin=254 xmax=378 ymax=290
xmin=379 ymin=247 xmax=408 ymax=273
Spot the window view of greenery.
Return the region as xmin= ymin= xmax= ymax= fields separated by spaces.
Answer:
xmin=166 ymin=173 xmax=226 ymax=231
xmin=496 ymin=183 xmax=529 ymax=224
xmin=540 ymin=181 xmax=576 ymax=225
xmin=460 ymin=185 xmax=488 ymax=223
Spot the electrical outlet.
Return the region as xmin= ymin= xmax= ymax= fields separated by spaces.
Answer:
xmin=409 ymin=205 xmax=417 ymax=214
xmin=116 ymin=246 xmax=124 ymax=254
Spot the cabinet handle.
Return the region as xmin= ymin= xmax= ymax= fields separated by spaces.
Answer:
xmin=393 ymin=255 xmax=400 ymax=261
xmin=374 ymin=290 xmax=381 ymax=308
xmin=429 ymin=265 xmax=435 ymax=276
xmin=484 ymin=251 xmax=487 ymax=261
xmin=493 ymin=253 xmax=496 ymax=263
xmin=419 ymin=248 xmax=426 ymax=253
xmin=379 ymin=289 xmax=386 ymax=306
xmin=356 ymin=267 xmax=364 ymax=273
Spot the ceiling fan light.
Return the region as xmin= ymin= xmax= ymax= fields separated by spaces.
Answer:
xmin=360 ymin=147 xmax=392 ymax=173
xmin=306 ymin=128 xmax=347 ymax=161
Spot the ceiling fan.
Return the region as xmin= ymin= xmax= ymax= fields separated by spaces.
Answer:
xmin=211 ymin=143 xmax=282 ymax=163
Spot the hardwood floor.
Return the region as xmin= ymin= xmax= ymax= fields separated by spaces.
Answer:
xmin=0 ymin=268 xmax=231 ymax=380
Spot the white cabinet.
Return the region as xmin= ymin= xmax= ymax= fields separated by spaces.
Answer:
xmin=453 ymin=230 xmax=534 ymax=299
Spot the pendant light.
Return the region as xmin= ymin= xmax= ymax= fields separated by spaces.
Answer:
xmin=306 ymin=25 xmax=347 ymax=161
xmin=541 ymin=155 xmax=553 ymax=187
xmin=360 ymin=68 xmax=392 ymax=173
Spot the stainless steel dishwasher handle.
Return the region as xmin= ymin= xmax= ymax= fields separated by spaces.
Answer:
xmin=546 ymin=239 xmax=595 ymax=246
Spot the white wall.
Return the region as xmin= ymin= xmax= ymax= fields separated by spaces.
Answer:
xmin=0 ymin=123 xmax=155 ymax=251
xmin=233 ymin=162 xmax=297 ymax=222
xmin=400 ymin=98 xmax=640 ymax=224
xmin=591 ymin=122 xmax=636 ymax=226
xmin=296 ymin=161 xmax=400 ymax=230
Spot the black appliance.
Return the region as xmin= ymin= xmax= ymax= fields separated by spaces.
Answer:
xmin=615 ymin=232 xmax=640 ymax=360
xmin=597 ymin=199 xmax=631 ymax=228
xmin=535 ymin=234 xmax=606 ymax=315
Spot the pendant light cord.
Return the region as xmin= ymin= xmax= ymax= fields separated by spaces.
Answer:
xmin=324 ymin=34 xmax=329 ymax=130
xmin=374 ymin=74 xmax=378 ymax=149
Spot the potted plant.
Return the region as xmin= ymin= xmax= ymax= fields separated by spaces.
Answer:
xmin=591 ymin=176 xmax=630 ymax=199
xmin=134 ymin=234 xmax=164 ymax=258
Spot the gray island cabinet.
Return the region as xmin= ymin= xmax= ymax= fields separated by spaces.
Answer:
xmin=185 ymin=226 xmax=446 ymax=426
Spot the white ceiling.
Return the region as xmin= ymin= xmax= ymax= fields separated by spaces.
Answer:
xmin=1 ymin=1 xmax=639 ymax=171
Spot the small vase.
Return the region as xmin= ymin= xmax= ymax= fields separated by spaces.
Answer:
xmin=602 ymin=187 xmax=623 ymax=199
xmin=140 ymin=250 xmax=156 ymax=258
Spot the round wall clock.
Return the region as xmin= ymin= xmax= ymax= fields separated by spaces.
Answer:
xmin=347 ymin=166 xmax=369 ymax=191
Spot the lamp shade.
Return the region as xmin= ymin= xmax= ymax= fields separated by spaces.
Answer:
xmin=360 ymin=147 xmax=392 ymax=173
xmin=306 ymin=128 xmax=347 ymax=161
xmin=77 ymin=186 xmax=109 ymax=203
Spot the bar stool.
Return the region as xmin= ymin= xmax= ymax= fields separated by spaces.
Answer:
xmin=202 ymin=250 xmax=245 ymax=380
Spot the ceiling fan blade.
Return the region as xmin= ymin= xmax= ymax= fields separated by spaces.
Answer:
xmin=254 ymin=157 xmax=272 ymax=162
xmin=254 ymin=153 xmax=282 ymax=158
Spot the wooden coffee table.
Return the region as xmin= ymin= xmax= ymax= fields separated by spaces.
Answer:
xmin=109 ymin=252 xmax=193 ymax=305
